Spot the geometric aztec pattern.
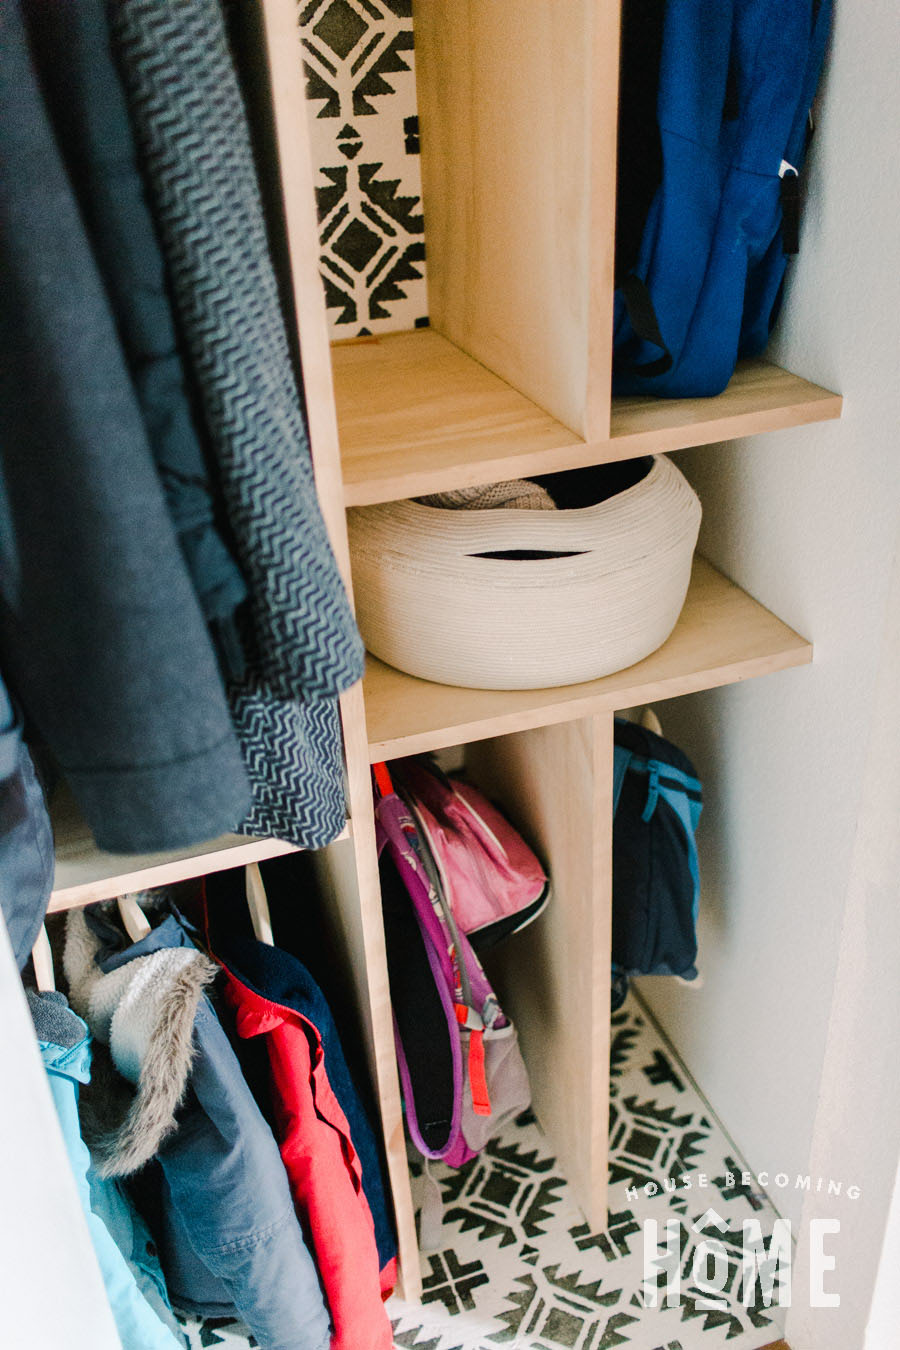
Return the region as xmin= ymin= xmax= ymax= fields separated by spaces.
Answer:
xmin=179 ymin=994 xmax=788 ymax=1349
xmin=299 ymin=0 xmax=428 ymax=336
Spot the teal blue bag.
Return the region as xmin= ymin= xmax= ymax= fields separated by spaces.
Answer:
xmin=611 ymin=717 xmax=703 ymax=1010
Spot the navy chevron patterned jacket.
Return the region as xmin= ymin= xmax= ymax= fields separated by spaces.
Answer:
xmin=23 ymin=0 xmax=250 ymax=681
xmin=111 ymin=0 xmax=365 ymax=847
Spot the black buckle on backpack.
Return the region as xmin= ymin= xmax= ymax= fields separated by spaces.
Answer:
xmin=779 ymin=163 xmax=801 ymax=256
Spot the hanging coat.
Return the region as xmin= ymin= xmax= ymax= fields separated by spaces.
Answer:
xmin=0 ymin=0 xmax=251 ymax=853
xmin=22 ymin=0 xmax=248 ymax=678
xmin=27 ymin=989 xmax=186 ymax=1350
xmin=204 ymin=865 xmax=398 ymax=1287
xmin=64 ymin=909 xmax=331 ymax=1350
xmin=0 ymin=674 xmax=53 ymax=969
xmin=216 ymin=935 xmax=396 ymax=1350
xmin=109 ymin=0 xmax=364 ymax=848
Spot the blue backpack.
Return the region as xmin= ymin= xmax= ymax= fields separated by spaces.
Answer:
xmin=613 ymin=0 xmax=833 ymax=398
xmin=611 ymin=716 xmax=703 ymax=1010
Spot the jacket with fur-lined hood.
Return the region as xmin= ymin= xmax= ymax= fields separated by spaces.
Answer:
xmin=65 ymin=905 xmax=331 ymax=1350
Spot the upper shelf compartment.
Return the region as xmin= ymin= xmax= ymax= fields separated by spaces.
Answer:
xmin=336 ymin=329 xmax=842 ymax=506
xmin=404 ymin=2 xmax=843 ymax=460
xmin=412 ymin=0 xmax=618 ymax=443
xmin=322 ymin=2 xmax=842 ymax=505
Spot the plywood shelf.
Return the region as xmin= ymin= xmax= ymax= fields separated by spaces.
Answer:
xmin=48 ymin=786 xmax=347 ymax=912
xmin=335 ymin=329 xmax=583 ymax=506
xmin=609 ymin=358 xmax=843 ymax=456
xmin=335 ymin=330 xmax=841 ymax=507
xmin=363 ymin=557 xmax=812 ymax=761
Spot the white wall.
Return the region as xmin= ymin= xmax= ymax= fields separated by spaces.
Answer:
xmin=637 ymin=0 xmax=900 ymax=1338
xmin=786 ymin=542 xmax=900 ymax=1348
xmin=865 ymin=1155 xmax=900 ymax=1349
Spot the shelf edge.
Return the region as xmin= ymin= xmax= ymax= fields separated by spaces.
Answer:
xmin=365 ymin=644 xmax=813 ymax=762
xmin=610 ymin=388 xmax=843 ymax=457
xmin=342 ymin=378 xmax=843 ymax=508
xmin=49 ymin=824 xmax=351 ymax=913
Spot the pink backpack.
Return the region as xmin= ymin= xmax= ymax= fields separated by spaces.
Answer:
xmin=375 ymin=763 xmax=533 ymax=1171
xmin=391 ymin=757 xmax=550 ymax=951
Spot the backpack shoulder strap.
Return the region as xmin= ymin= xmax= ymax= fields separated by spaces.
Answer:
xmin=617 ymin=274 xmax=674 ymax=379
xmin=613 ymin=742 xmax=636 ymax=814
xmin=785 ymin=0 xmax=834 ymax=168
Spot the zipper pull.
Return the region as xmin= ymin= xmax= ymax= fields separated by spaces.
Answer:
xmin=455 ymin=1004 xmax=491 ymax=1117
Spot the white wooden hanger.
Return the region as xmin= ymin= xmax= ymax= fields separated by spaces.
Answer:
xmin=245 ymin=863 xmax=274 ymax=946
xmin=117 ymin=893 xmax=152 ymax=943
xmin=31 ymin=925 xmax=55 ymax=993
xmin=641 ymin=705 xmax=663 ymax=736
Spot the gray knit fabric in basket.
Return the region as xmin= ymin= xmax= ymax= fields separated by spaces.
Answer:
xmin=417 ymin=479 xmax=556 ymax=511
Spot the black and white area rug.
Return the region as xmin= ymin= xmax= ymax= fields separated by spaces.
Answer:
xmin=298 ymin=0 xmax=428 ymax=337
xmin=180 ymin=996 xmax=787 ymax=1349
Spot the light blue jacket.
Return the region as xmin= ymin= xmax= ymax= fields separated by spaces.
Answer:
xmin=28 ymin=990 xmax=186 ymax=1350
xmin=0 ymin=674 xmax=53 ymax=969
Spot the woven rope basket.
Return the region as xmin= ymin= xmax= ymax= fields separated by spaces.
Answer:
xmin=348 ymin=455 xmax=701 ymax=690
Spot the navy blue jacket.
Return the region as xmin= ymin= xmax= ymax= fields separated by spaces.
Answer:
xmin=215 ymin=933 xmax=398 ymax=1281
xmin=204 ymin=863 xmax=397 ymax=1275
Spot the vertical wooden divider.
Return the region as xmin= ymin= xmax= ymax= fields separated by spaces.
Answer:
xmin=414 ymin=0 xmax=620 ymax=442
xmin=585 ymin=0 xmax=622 ymax=442
xmin=467 ymin=714 xmax=614 ymax=1226
xmin=260 ymin=0 xmax=422 ymax=1299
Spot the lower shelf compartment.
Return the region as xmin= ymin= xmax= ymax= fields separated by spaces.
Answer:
xmin=363 ymin=556 xmax=813 ymax=761
xmin=386 ymin=994 xmax=790 ymax=1350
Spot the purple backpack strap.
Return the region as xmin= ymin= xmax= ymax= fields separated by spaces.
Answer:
xmin=375 ymin=796 xmax=468 ymax=1162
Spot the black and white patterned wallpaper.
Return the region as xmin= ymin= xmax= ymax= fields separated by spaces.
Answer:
xmin=299 ymin=0 xmax=428 ymax=337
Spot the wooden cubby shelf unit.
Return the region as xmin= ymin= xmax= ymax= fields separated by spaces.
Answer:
xmin=295 ymin=0 xmax=839 ymax=1297
xmin=42 ymin=0 xmax=841 ymax=1312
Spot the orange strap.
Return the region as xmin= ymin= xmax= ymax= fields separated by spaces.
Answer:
xmin=455 ymin=1004 xmax=491 ymax=1117
xmin=468 ymin=1029 xmax=491 ymax=1117
xmin=372 ymin=762 xmax=394 ymax=797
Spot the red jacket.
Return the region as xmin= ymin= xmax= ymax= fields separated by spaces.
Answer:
xmin=222 ymin=969 xmax=393 ymax=1350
